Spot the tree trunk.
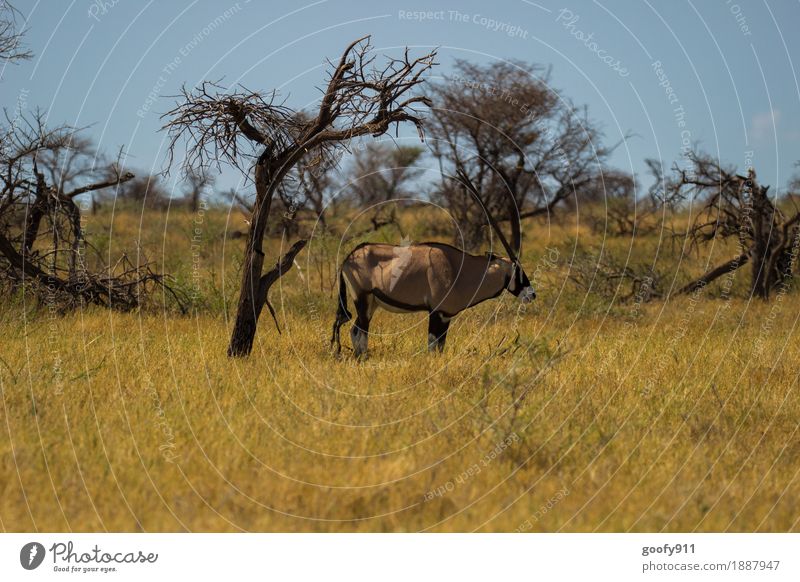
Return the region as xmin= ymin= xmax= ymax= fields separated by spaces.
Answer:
xmin=677 ymin=253 xmax=749 ymax=295
xmin=22 ymin=199 xmax=46 ymax=255
xmin=227 ymin=237 xmax=308 ymax=356
xmin=227 ymin=155 xmax=277 ymax=356
xmin=227 ymin=246 xmax=266 ymax=357
xmin=227 ymin=154 xmax=303 ymax=357
xmin=227 ymin=166 xmax=273 ymax=357
xmin=62 ymin=196 xmax=83 ymax=284
xmin=255 ymin=239 xmax=307 ymax=327
xmin=750 ymin=184 xmax=776 ymax=300
xmin=750 ymin=233 xmax=770 ymax=300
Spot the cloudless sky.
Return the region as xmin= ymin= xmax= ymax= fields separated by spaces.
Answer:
xmin=2 ymin=0 xmax=799 ymax=199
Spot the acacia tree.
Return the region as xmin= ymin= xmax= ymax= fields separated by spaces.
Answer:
xmin=659 ymin=151 xmax=800 ymax=299
xmin=163 ymin=37 xmax=437 ymax=357
xmin=428 ymin=60 xmax=611 ymax=251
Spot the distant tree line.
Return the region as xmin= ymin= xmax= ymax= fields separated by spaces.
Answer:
xmin=3 ymin=3 xmax=799 ymax=359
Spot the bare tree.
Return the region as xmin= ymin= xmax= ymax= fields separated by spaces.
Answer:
xmin=0 ymin=4 xmax=185 ymax=311
xmin=183 ymin=168 xmax=214 ymax=212
xmin=657 ymin=151 xmax=800 ymax=299
xmin=0 ymin=112 xmax=185 ymax=310
xmin=428 ymin=60 xmax=611 ymax=251
xmin=163 ymin=36 xmax=437 ymax=357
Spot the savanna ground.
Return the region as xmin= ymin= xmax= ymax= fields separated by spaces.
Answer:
xmin=1 ymin=203 xmax=799 ymax=532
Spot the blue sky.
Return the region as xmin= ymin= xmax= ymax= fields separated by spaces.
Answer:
xmin=3 ymin=0 xmax=799 ymax=197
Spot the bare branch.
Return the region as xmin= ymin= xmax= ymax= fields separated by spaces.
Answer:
xmin=254 ymin=238 xmax=308 ymax=334
xmin=677 ymin=254 xmax=749 ymax=295
xmin=0 ymin=2 xmax=32 ymax=67
xmin=65 ymin=171 xmax=135 ymax=198
xmin=161 ymin=81 xmax=304 ymax=175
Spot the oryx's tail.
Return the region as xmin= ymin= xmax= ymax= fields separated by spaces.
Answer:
xmin=330 ymin=270 xmax=352 ymax=354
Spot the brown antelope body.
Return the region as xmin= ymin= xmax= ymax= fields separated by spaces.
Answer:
xmin=330 ymin=241 xmax=535 ymax=357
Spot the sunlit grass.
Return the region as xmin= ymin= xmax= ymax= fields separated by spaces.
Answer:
xmin=1 ymin=206 xmax=798 ymax=532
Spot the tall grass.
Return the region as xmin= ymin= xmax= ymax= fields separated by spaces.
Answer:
xmin=1 ymin=205 xmax=798 ymax=531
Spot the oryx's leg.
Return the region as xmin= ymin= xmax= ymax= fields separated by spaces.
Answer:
xmin=351 ymin=294 xmax=375 ymax=359
xmin=427 ymin=311 xmax=451 ymax=352
xmin=331 ymin=271 xmax=353 ymax=356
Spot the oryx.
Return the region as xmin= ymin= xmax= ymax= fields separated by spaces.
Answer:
xmin=330 ymin=171 xmax=535 ymax=358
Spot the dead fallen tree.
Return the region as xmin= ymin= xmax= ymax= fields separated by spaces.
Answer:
xmin=655 ymin=151 xmax=800 ymax=300
xmin=676 ymin=253 xmax=749 ymax=295
xmin=0 ymin=112 xmax=187 ymax=312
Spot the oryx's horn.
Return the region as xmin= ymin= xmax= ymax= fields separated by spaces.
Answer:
xmin=455 ymin=167 xmax=520 ymax=265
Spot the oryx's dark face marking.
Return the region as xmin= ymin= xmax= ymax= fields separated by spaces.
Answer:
xmin=506 ymin=262 xmax=536 ymax=303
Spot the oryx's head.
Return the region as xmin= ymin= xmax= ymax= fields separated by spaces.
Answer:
xmin=506 ymin=260 xmax=536 ymax=303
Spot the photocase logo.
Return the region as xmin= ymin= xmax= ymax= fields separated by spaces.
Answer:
xmin=20 ymin=542 xmax=46 ymax=570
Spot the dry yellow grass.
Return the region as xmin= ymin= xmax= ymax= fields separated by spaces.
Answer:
xmin=1 ymin=206 xmax=799 ymax=532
